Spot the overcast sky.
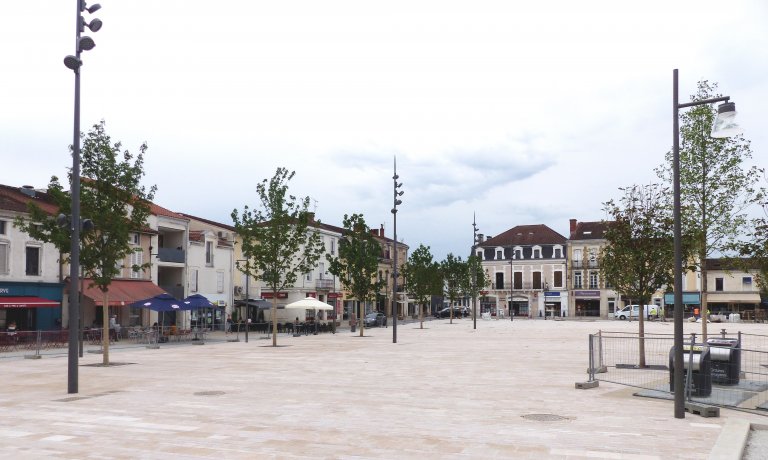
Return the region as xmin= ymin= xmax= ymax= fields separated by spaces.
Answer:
xmin=3 ymin=1 xmax=767 ymax=260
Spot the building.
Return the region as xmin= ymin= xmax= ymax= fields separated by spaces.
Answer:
xmin=369 ymin=224 xmax=409 ymax=319
xmin=567 ymin=219 xmax=620 ymax=318
xmin=476 ymin=224 xmax=567 ymax=318
xmin=0 ymin=185 xmax=64 ymax=331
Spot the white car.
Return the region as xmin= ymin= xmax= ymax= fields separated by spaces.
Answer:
xmin=614 ymin=305 xmax=658 ymax=320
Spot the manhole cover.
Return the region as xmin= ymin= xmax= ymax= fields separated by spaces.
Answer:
xmin=521 ymin=413 xmax=570 ymax=422
xmin=194 ymin=391 xmax=225 ymax=396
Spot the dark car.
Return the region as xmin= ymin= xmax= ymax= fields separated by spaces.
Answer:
xmin=363 ymin=312 xmax=387 ymax=327
xmin=437 ymin=307 xmax=462 ymax=318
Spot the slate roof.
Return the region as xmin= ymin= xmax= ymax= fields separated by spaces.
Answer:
xmin=481 ymin=224 xmax=566 ymax=247
xmin=570 ymin=221 xmax=611 ymax=240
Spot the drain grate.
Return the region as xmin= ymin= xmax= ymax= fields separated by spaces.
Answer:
xmin=194 ymin=391 xmax=225 ymax=396
xmin=521 ymin=413 xmax=570 ymax=422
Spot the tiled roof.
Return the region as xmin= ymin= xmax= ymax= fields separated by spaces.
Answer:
xmin=481 ymin=224 xmax=566 ymax=247
xmin=0 ymin=184 xmax=59 ymax=215
xmin=570 ymin=221 xmax=611 ymax=240
xmin=179 ymin=213 xmax=236 ymax=232
xmin=149 ymin=202 xmax=188 ymax=220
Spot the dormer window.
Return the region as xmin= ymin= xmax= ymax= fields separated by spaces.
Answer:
xmin=475 ymin=249 xmax=484 ymax=260
xmin=532 ymin=245 xmax=542 ymax=259
xmin=552 ymin=245 xmax=563 ymax=258
xmin=495 ymin=248 xmax=504 ymax=260
xmin=513 ymin=246 xmax=523 ymax=259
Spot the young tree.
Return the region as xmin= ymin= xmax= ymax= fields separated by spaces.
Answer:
xmin=402 ymin=244 xmax=442 ymax=329
xmin=600 ymin=183 xmax=676 ymax=367
xmin=461 ymin=254 xmax=490 ymax=321
xmin=16 ymin=120 xmax=156 ymax=365
xmin=440 ymin=253 xmax=467 ymax=324
xmin=231 ymin=167 xmax=324 ymax=347
xmin=327 ymin=213 xmax=384 ymax=337
xmin=657 ymin=80 xmax=763 ymax=340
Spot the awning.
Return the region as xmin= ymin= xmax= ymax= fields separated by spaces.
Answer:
xmin=234 ymin=299 xmax=278 ymax=310
xmin=77 ymin=279 xmax=166 ymax=307
xmin=705 ymin=292 xmax=761 ymax=304
xmin=0 ymin=296 xmax=60 ymax=308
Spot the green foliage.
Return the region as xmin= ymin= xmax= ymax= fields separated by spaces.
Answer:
xmin=461 ymin=254 xmax=489 ymax=299
xmin=600 ymin=184 xmax=676 ymax=308
xmin=402 ymin=244 xmax=442 ymax=319
xmin=232 ymin=167 xmax=324 ymax=295
xmin=15 ymin=120 xmax=156 ymax=291
xmin=327 ymin=213 xmax=384 ymax=306
xmin=440 ymin=253 xmax=467 ymax=321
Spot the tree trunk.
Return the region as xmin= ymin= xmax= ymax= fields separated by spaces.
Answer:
xmin=638 ymin=296 xmax=646 ymax=368
xmin=700 ymin=248 xmax=709 ymax=342
xmin=102 ymin=290 xmax=110 ymax=366
xmin=359 ymin=300 xmax=364 ymax=337
xmin=271 ymin=296 xmax=278 ymax=347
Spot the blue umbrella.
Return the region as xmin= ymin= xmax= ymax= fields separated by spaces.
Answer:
xmin=181 ymin=294 xmax=214 ymax=310
xmin=130 ymin=293 xmax=183 ymax=312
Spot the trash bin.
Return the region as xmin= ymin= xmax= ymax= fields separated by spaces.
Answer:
xmin=707 ymin=337 xmax=741 ymax=385
xmin=669 ymin=344 xmax=712 ymax=397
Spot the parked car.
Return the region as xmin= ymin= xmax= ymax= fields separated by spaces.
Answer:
xmin=437 ymin=307 xmax=462 ymax=318
xmin=614 ymin=305 xmax=658 ymax=320
xmin=364 ymin=312 xmax=387 ymax=327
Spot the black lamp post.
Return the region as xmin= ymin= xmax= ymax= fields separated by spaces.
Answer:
xmin=672 ymin=68 xmax=741 ymax=418
xmin=472 ymin=214 xmax=479 ymax=330
xmin=392 ymin=157 xmax=403 ymax=344
xmin=235 ymin=260 xmax=251 ymax=343
xmin=63 ymin=0 xmax=102 ymax=394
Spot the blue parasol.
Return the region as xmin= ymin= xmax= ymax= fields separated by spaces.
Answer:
xmin=129 ymin=293 xmax=183 ymax=312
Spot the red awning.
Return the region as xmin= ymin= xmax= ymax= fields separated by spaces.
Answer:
xmin=76 ymin=279 xmax=166 ymax=307
xmin=0 ymin=296 xmax=60 ymax=308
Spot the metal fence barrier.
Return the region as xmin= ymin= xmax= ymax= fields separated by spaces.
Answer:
xmin=587 ymin=329 xmax=768 ymax=415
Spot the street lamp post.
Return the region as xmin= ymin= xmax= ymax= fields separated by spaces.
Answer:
xmin=672 ymin=68 xmax=741 ymax=418
xmin=392 ymin=157 xmax=403 ymax=344
xmin=235 ymin=259 xmax=252 ymax=343
xmin=472 ymin=214 xmax=479 ymax=330
xmin=63 ymin=0 xmax=102 ymax=394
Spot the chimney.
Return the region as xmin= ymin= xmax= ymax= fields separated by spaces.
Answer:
xmin=569 ymin=219 xmax=577 ymax=234
xmin=20 ymin=185 xmax=36 ymax=198
xmin=370 ymin=229 xmax=379 ymax=237
xmin=380 ymin=224 xmax=384 ymax=238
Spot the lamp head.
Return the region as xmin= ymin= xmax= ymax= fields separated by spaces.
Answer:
xmin=85 ymin=3 xmax=102 ymax=14
xmin=711 ymin=101 xmax=743 ymax=138
xmin=63 ymin=55 xmax=82 ymax=70
xmin=78 ymin=36 xmax=96 ymax=52
xmin=86 ymin=18 xmax=103 ymax=32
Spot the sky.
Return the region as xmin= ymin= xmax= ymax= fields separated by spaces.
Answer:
xmin=3 ymin=0 xmax=767 ymax=261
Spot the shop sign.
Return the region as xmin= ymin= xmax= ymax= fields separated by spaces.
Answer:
xmin=261 ymin=292 xmax=288 ymax=299
xmin=574 ymin=290 xmax=600 ymax=298
xmin=544 ymin=291 xmax=560 ymax=297
xmin=328 ymin=293 xmax=341 ymax=299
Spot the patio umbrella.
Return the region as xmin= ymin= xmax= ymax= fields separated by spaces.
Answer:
xmin=284 ymin=296 xmax=334 ymax=310
xmin=129 ymin=293 xmax=183 ymax=312
xmin=181 ymin=294 xmax=214 ymax=310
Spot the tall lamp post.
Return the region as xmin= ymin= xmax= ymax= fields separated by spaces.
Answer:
xmin=672 ymin=68 xmax=741 ymax=418
xmin=392 ymin=157 xmax=404 ymax=344
xmin=63 ymin=0 xmax=102 ymax=394
xmin=236 ymin=260 xmax=251 ymax=343
xmin=472 ymin=214 xmax=479 ymax=330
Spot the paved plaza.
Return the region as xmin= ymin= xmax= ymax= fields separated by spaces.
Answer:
xmin=0 ymin=318 xmax=766 ymax=459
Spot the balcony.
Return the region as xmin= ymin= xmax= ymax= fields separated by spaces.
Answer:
xmin=158 ymin=247 xmax=185 ymax=263
xmin=571 ymin=260 xmax=599 ymax=269
xmin=315 ymin=279 xmax=334 ymax=290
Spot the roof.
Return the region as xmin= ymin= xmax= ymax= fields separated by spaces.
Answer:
xmin=179 ymin=213 xmax=236 ymax=232
xmin=75 ymin=279 xmax=166 ymax=306
xmin=149 ymin=202 xmax=188 ymax=221
xmin=704 ymin=258 xmax=759 ymax=272
xmin=481 ymin=224 xmax=566 ymax=247
xmin=0 ymin=184 xmax=59 ymax=216
xmin=570 ymin=221 xmax=611 ymax=240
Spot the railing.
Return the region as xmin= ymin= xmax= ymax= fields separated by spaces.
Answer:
xmin=158 ymin=247 xmax=185 ymax=263
xmin=572 ymin=260 xmax=599 ymax=269
xmin=315 ymin=279 xmax=334 ymax=290
xmin=491 ymin=282 xmax=540 ymax=291
xmin=586 ymin=329 xmax=768 ymax=416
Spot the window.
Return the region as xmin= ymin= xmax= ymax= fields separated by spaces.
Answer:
xmin=25 ymin=246 xmax=40 ymax=276
xmin=130 ymin=232 xmax=140 ymax=245
xmin=574 ymin=271 xmax=583 ymax=289
xmin=608 ymin=297 xmax=616 ymax=314
xmin=495 ymin=249 xmax=503 ymax=260
xmin=319 ymin=262 xmax=325 ymax=279
xmin=475 ymin=249 xmax=483 ymax=260
xmin=0 ymin=242 xmax=8 ymax=274
xmin=553 ymin=270 xmax=563 ymax=288
xmin=573 ymin=249 xmax=582 ymax=263
xmin=205 ymin=241 xmax=214 ymax=266
xmin=589 ymin=271 xmax=598 ymax=289
xmin=588 ymin=248 xmax=598 ymax=268
xmin=130 ymin=250 xmax=143 ymax=279
xmin=513 ymin=246 xmax=523 ymax=259
xmin=532 ymin=272 xmax=542 ymax=290
xmin=0 ymin=220 xmax=6 ymax=235
xmin=217 ymin=271 xmax=224 ymax=293
xmin=553 ymin=245 xmax=563 ymax=258
xmin=532 ymin=246 xmax=542 ymax=259
xmin=715 ymin=277 xmax=724 ymax=292
xmin=330 ymin=239 xmax=336 ymax=255
xmin=495 ymin=272 xmax=505 ymax=289
xmin=190 ymin=268 xmax=198 ymax=292
xmin=513 ymin=271 xmax=522 ymax=290
xmin=306 ymin=271 xmax=312 ymax=282
xmin=743 ymin=276 xmax=752 ymax=289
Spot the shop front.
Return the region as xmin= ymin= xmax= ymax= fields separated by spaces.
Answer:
xmin=0 ymin=282 xmax=63 ymax=331
xmin=510 ymin=296 xmax=528 ymax=317
xmin=663 ymin=292 xmax=700 ymax=319
xmin=574 ymin=290 xmax=601 ymax=317
xmin=543 ymin=291 xmax=565 ymax=318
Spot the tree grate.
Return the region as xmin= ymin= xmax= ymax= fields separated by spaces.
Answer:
xmin=521 ymin=413 xmax=571 ymax=422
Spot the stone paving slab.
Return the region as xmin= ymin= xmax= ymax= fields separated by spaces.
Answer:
xmin=0 ymin=318 xmax=766 ymax=459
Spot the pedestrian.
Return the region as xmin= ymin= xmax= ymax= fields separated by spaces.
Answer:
xmin=226 ymin=314 xmax=232 ymax=334
xmin=109 ymin=315 xmax=119 ymax=342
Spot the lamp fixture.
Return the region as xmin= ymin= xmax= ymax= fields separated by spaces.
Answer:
xmin=711 ymin=101 xmax=742 ymax=138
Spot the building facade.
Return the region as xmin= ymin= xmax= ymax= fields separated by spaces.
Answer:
xmin=566 ymin=219 xmax=620 ymax=318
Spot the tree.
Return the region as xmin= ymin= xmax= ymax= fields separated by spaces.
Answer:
xmin=16 ymin=120 xmax=156 ymax=365
xmin=402 ymin=244 xmax=442 ymax=329
xmin=231 ymin=167 xmax=324 ymax=347
xmin=440 ymin=253 xmax=467 ymax=324
xmin=461 ymin=254 xmax=490 ymax=320
xmin=657 ymin=80 xmax=763 ymax=340
xmin=600 ymin=183 xmax=676 ymax=367
xmin=327 ymin=213 xmax=384 ymax=337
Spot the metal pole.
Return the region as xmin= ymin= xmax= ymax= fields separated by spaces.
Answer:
xmin=245 ymin=264 xmax=249 ymax=343
xmin=672 ymin=68 xmax=684 ymax=418
xmin=392 ymin=157 xmax=399 ymax=344
xmin=472 ymin=214 xmax=477 ymax=330
xmin=67 ymin=0 xmax=83 ymax=394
